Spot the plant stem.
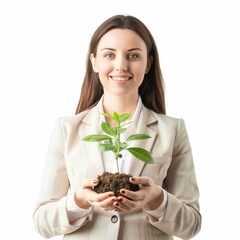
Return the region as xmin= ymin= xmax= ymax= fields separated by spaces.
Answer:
xmin=115 ymin=155 xmax=120 ymax=173
xmin=115 ymin=120 xmax=121 ymax=173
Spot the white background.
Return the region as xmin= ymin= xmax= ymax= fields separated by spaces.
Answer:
xmin=0 ymin=0 xmax=239 ymax=239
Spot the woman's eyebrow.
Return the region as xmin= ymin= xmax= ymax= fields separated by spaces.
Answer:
xmin=100 ymin=47 xmax=143 ymax=52
xmin=127 ymin=48 xmax=143 ymax=52
xmin=100 ymin=48 xmax=115 ymax=51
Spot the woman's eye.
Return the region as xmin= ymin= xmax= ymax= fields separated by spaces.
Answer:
xmin=104 ymin=53 xmax=114 ymax=59
xmin=128 ymin=53 xmax=139 ymax=59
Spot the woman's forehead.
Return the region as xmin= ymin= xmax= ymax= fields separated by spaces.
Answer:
xmin=97 ymin=28 xmax=147 ymax=52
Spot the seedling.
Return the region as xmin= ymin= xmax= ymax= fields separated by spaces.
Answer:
xmin=82 ymin=112 xmax=153 ymax=173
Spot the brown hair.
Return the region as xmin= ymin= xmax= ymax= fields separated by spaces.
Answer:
xmin=75 ymin=15 xmax=166 ymax=114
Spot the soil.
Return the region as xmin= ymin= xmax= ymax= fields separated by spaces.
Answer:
xmin=94 ymin=171 xmax=139 ymax=197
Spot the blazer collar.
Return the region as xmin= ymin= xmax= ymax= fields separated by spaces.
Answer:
xmin=82 ymin=102 xmax=101 ymax=126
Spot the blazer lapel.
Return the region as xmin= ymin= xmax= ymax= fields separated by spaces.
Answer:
xmin=79 ymin=104 xmax=105 ymax=176
xmin=127 ymin=106 xmax=157 ymax=176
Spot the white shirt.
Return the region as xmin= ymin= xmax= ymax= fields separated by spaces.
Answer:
xmin=66 ymin=96 xmax=167 ymax=223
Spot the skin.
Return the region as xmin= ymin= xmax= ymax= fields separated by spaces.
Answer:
xmin=75 ymin=29 xmax=163 ymax=212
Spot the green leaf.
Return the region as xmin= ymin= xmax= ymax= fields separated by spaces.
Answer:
xmin=126 ymin=134 xmax=151 ymax=141
xmin=120 ymin=142 xmax=128 ymax=149
xmin=101 ymin=122 xmax=116 ymax=137
xmin=103 ymin=138 xmax=113 ymax=145
xmin=118 ymin=113 xmax=130 ymax=123
xmin=101 ymin=112 xmax=130 ymax=124
xmin=113 ymin=112 xmax=120 ymax=123
xmin=99 ymin=144 xmax=116 ymax=152
xmin=127 ymin=147 xmax=153 ymax=163
xmin=101 ymin=112 xmax=115 ymax=120
xmin=119 ymin=127 xmax=127 ymax=134
xmin=82 ymin=134 xmax=111 ymax=142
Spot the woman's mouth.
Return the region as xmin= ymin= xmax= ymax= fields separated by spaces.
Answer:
xmin=111 ymin=76 xmax=131 ymax=82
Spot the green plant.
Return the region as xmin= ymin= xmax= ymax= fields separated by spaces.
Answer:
xmin=82 ymin=112 xmax=153 ymax=173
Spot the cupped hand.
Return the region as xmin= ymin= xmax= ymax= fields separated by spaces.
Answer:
xmin=74 ymin=179 xmax=118 ymax=211
xmin=113 ymin=176 xmax=164 ymax=212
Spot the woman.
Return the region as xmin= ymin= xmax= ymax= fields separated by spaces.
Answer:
xmin=33 ymin=15 xmax=201 ymax=239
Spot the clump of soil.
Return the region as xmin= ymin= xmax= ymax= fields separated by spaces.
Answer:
xmin=94 ymin=171 xmax=139 ymax=197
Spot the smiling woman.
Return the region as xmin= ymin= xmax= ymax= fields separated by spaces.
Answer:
xmin=90 ymin=28 xmax=151 ymax=115
xmin=33 ymin=14 xmax=201 ymax=240
xmin=90 ymin=28 xmax=152 ymax=105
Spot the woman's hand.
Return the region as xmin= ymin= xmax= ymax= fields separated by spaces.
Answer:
xmin=74 ymin=179 xmax=118 ymax=211
xmin=113 ymin=176 xmax=164 ymax=212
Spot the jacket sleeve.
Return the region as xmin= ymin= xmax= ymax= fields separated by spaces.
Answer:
xmin=146 ymin=118 xmax=202 ymax=239
xmin=32 ymin=118 xmax=92 ymax=238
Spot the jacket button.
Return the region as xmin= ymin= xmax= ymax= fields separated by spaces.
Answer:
xmin=111 ymin=215 xmax=118 ymax=223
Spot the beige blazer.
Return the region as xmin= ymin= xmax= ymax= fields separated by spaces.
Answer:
xmin=33 ymin=100 xmax=201 ymax=240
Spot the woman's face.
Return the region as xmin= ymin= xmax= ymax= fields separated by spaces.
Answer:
xmin=90 ymin=28 xmax=151 ymax=98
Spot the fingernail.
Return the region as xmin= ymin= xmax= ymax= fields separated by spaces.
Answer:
xmin=93 ymin=179 xmax=98 ymax=184
xmin=130 ymin=177 xmax=135 ymax=181
xmin=121 ymin=190 xmax=125 ymax=194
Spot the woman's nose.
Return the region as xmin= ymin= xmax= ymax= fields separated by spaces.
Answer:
xmin=115 ymin=56 xmax=128 ymax=71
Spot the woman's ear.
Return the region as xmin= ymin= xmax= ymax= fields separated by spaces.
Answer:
xmin=145 ymin=55 xmax=153 ymax=74
xmin=90 ymin=53 xmax=98 ymax=73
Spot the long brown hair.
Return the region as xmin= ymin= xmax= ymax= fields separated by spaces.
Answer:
xmin=75 ymin=15 xmax=166 ymax=114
